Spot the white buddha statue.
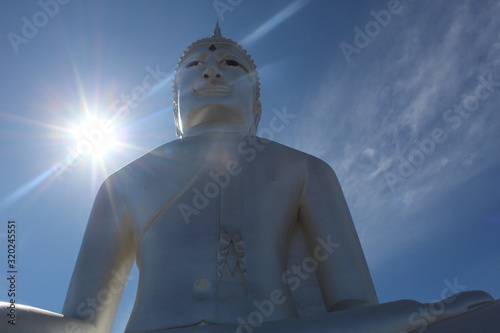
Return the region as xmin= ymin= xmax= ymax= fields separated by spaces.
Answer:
xmin=0 ymin=24 xmax=493 ymax=333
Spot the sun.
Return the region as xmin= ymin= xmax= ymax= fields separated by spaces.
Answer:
xmin=70 ymin=114 xmax=117 ymax=160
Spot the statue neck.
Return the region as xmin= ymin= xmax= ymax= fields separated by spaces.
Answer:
xmin=181 ymin=124 xmax=253 ymax=138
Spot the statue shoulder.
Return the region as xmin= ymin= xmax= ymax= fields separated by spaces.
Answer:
xmin=305 ymin=154 xmax=336 ymax=177
xmin=108 ymin=140 xmax=180 ymax=179
xmin=262 ymin=138 xmax=336 ymax=176
xmin=94 ymin=140 xmax=180 ymax=200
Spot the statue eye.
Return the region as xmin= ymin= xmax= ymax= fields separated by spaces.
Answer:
xmin=223 ymin=60 xmax=240 ymax=67
xmin=186 ymin=61 xmax=200 ymax=68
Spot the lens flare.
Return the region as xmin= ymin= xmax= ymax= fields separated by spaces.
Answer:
xmin=70 ymin=114 xmax=117 ymax=160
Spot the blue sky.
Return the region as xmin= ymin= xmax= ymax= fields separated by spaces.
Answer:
xmin=1 ymin=0 xmax=499 ymax=332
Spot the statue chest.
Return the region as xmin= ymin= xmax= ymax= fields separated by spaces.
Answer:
xmin=125 ymin=136 xmax=306 ymax=327
xmin=131 ymin=169 xmax=301 ymax=325
xmin=134 ymin=160 xmax=302 ymax=268
xmin=130 ymin=137 xmax=304 ymax=252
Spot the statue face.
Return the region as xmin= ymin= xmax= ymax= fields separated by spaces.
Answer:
xmin=175 ymin=44 xmax=260 ymax=137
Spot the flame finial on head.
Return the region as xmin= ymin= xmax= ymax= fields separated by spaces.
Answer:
xmin=213 ymin=21 xmax=222 ymax=39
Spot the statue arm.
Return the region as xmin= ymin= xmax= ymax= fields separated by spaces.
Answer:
xmin=61 ymin=176 xmax=136 ymax=332
xmin=0 ymin=177 xmax=134 ymax=333
xmin=0 ymin=302 xmax=98 ymax=333
xmin=298 ymin=158 xmax=378 ymax=311
xmin=296 ymin=158 xmax=493 ymax=331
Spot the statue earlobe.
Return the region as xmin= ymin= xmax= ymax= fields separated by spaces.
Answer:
xmin=174 ymin=113 xmax=182 ymax=139
xmin=176 ymin=126 xmax=183 ymax=139
xmin=173 ymin=90 xmax=183 ymax=139
xmin=250 ymin=101 xmax=262 ymax=134
xmin=174 ymin=113 xmax=183 ymax=138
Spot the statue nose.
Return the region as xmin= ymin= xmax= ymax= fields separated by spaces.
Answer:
xmin=202 ymin=66 xmax=222 ymax=80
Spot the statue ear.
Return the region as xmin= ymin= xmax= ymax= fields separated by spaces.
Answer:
xmin=251 ymin=101 xmax=262 ymax=134
xmin=173 ymin=88 xmax=183 ymax=138
xmin=175 ymin=124 xmax=183 ymax=138
xmin=174 ymin=112 xmax=183 ymax=138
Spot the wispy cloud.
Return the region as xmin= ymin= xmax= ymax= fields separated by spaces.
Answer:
xmin=288 ymin=1 xmax=500 ymax=268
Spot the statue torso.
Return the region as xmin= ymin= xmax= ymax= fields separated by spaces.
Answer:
xmin=116 ymin=133 xmax=317 ymax=331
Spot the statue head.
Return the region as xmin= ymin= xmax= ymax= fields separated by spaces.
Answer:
xmin=173 ymin=23 xmax=261 ymax=138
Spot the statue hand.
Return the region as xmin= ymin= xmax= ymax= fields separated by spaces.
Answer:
xmin=429 ymin=290 xmax=494 ymax=319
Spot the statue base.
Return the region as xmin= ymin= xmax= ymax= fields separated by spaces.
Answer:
xmin=127 ymin=299 xmax=499 ymax=332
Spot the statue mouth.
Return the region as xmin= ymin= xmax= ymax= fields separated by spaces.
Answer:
xmin=193 ymin=84 xmax=233 ymax=96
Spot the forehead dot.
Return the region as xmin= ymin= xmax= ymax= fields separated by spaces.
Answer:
xmin=209 ymin=44 xmax=216 ymax=51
